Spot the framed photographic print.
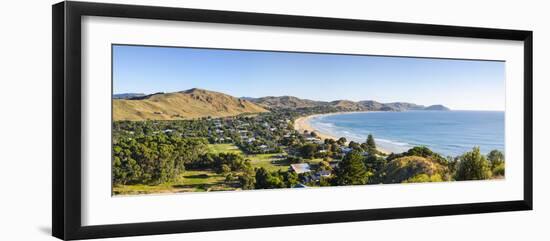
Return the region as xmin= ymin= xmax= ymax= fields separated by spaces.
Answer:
xmin=52 ymin=1 xmax=533 ymax=240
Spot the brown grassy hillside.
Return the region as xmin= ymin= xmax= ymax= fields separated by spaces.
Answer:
xmin=329 ymin=100 xmax=364 ymax=111
xmin=113 ymin=88 xmax=268 ymax=121
xmin=381 ymin=156 xmax=447 ymax=183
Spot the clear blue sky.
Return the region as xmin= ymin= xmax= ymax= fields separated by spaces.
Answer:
xmin=113 ymin=45 xmax=505 ymax=111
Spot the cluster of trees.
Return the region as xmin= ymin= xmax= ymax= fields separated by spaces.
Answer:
xmin=112 ymin=134 xmax=208 ymax=185
xmin=112 ymin=132 xmax=260 ymax=186
xmin=301 ymin=134 xmax=384 ymax=185
xmin=214 ymin=160 xmax=302 ymax=190
xmin=253 ymin=168 xmax=299 ymax=189
xmin=292 ymin=134 xmax=383 ymax=162
xmin=347 ymin=134 xmax=378 ymax=154
xmin=186 ymin=152 xmax=252 ymax=174
xmin=454 ymin=147 xmax=504 ymax=180
xmin=113 ymin=119 xmax=211 ymax=139
xmin=324 ymin=144 xmax=505 ymax=186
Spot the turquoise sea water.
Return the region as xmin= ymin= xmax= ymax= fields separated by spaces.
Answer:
xmin=308 ymin=111 xmax=504 ymax=157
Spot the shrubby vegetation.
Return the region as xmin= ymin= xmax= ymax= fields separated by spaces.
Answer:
xmin=487 ymin=149 xmax=505 ymax=177
xmin=380 ymin=156 xmax=447 ymax=184
xmin=454 ymin=147 xmax=493 ymax=180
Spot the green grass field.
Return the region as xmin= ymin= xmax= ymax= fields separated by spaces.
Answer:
xmin=209 ymin=144 xmax=290 ymax=172
xmin=247 ymin=153 xmax=290 ymax=172
xmin=207 ymin=143 xmax=244 ymax=154
xmin=113 ymin=170 xmax=231 ymax=195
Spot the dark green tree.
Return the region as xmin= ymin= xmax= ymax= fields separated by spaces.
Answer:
xmin=254 ymin=167 xmax=271 ymax=189
xmin=333 ymin=151 xmax=369 ymax=185
xmin=283 ymin=171 xmax=299 ymax=187
xmin=254 ymin=167 xmax=284 ymax=189
xmin=300 ymin=143 xmax=318 ymax=159
xmin=364 ymin=153 xmax=386 ymax=174
xmin=337 ymin=137 xmax=347 ymax=146
xmin=348 ymin=141 xmax=362 ymax=151
xmin=487 ymin=149 xmax=505 ymax=169
xmin=487 ymin=149 xmax=505 ymax=176
xmin=366 ymin=134 xmax=376 ymax=153
xmin=455 ymin=147 xmax=492 ymax=180
xmin=324 ymin=138 xmax=336 ymax=145
xmin=239 ymin=169 xmax=256 ymax=190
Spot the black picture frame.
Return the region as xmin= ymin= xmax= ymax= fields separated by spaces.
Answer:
xmin=52 ymin=1 xmax=533 ymax=240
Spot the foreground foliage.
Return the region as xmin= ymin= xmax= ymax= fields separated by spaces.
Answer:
xmin=112 ymin=114 xmax=505 ymax=195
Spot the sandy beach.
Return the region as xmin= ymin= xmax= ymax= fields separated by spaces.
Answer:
xmin=293 ymin=112 xmax=390 ymax=154
xmin=294 ymin=114 xmax=340 ymax=141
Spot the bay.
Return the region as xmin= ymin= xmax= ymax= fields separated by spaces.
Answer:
xmin=308 ymin=110 xmax=504 ymax=156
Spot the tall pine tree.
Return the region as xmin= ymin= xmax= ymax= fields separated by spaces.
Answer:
xmin=366 ymin=134 xmax=376 ymax=154
xmin=333 ymin=151 xmax=369 ymax=185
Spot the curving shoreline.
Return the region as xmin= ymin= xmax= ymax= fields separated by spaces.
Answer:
xmin=294 ymin=114 xmax=340 ymax=141
xmin=294 ymin=112 xmax=390 ymax=154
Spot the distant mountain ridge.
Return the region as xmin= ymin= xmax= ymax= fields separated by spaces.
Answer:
xmin=113 ymin=88 xmax=449 ymax=121
xmin=113 ymin=93 xmax=146 ymax=99
xmin=247 ymin=96 xmax=447 ymax=112
xmin=423 ymin=105 xmax=451 ymax=111
xmin=250 ymin=96 xmax=323 ymax=109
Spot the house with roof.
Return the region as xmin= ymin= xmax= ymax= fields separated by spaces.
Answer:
xmin=290 ymin=163 xmax=311 ymax=174
xmin=340 ymin=147 xmax=352 ymax=153
xmin=317 ymin=170 xmax=332 ymax=178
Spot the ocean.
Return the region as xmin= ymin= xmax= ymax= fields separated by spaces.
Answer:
xmin=308 ymin=111 xmax=504 ymax=157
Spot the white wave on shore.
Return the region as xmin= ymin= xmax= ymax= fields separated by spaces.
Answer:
xmin=307 ymin=114 xmax=411 ymax=154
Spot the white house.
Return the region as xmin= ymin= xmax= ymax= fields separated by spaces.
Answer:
xmin=290 ymin=163 xmax=311 ymax=174
xmin=305 ymin=137 xmax=319 ymax=142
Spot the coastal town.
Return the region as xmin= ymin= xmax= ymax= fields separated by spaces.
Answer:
xmin=112 ymin=93 xmax=505 ymax=195
xmin=113 ymin=109 xmax=365 ymax=194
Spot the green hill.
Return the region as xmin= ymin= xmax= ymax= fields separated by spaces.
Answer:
xmin=381 ymin=156 xmax=447 ymax=183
